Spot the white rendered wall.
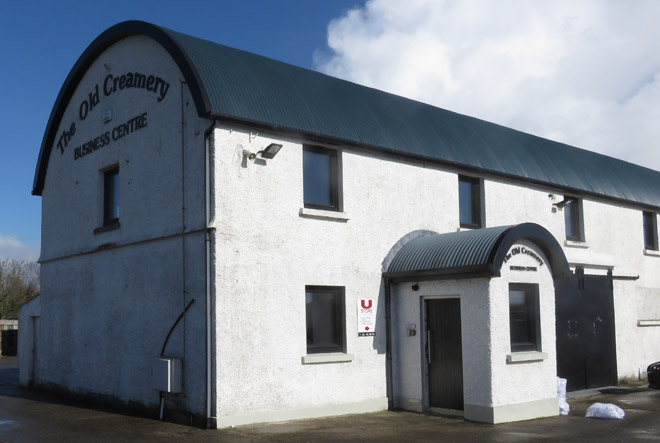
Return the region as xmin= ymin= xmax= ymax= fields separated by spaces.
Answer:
xmin=210 ymin=125 xmax=460 ymax=426
xmin=487 ymin=240 xmax=558 ymax=422
xmin=581 ymin=200 xmax=660 ymax=382
xmin=36 ymin=36 xmax=210 ymax=416
xmin=35 ymin=34 xmax=660 ymax=426
xmin=487 ymin=179 xmax=660 ymax=381
xmin=392 ymin=279 xmax=492 ymax=413
xmin=18 ymin=296 xmax=41 ymax=386
xmin=391 ymin=241 xmax=557 ymax=423
xmin=210 ymin=122 xmax=660 ymax=424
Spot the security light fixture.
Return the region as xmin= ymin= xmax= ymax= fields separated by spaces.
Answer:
xmin=260 ymin=143 xmax=282 ymax=159
xmin=242 ymin=143 xmax=282 ymax=161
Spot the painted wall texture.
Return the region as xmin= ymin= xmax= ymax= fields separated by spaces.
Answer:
xmin=488 ymin=241 xmax=558 ymax=423
xmin=18 ymin=296 xmax=40 ymax=386
xmin=28 ymin=36 xmax=211 ymax=417
xmin=391 ymin=241 xmax=557 ymax=423
xmin=25 ymin=28 xmax=660 ymax=429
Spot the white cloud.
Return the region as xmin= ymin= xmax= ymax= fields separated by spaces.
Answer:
xmin=315 ymin=0 xmax=660 ymax=171
xmin=0 ymin=235 xmax=40 ymax=262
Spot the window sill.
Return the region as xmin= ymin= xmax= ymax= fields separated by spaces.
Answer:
xmin=299 ymin=208 xmax=349 ymax=222
xmin=301 ymin=353 xmax=354 ymax=365
xmin=457 ymin=225 xmax=481 ymax=232
xmin=643 ymin=249 xmax=660 ymax=257
xmin=564 ymin=240 xmax=589 ymax=249
xmin=506 ymin=351 xmax=548 ymax=364
xmin=94 ymin=221 xmax=120 ymax=234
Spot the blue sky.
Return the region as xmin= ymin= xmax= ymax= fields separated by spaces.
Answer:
xmin=0 ymin=0 xmax=363 ymax=260
xmin=3 ymin=1 xmax=660 ymax=261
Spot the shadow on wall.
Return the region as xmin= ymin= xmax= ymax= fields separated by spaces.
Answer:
xmin=371 ymin=279 xmax=386 ymax=355
xmin=372 ymin=230 xmax=440 ymax=355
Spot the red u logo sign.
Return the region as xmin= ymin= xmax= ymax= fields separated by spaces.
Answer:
xmin=361 ymin=300 xmax=372 ymax=309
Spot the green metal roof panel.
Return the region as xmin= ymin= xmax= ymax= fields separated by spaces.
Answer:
xmin=386 ymin=226 xmax=512 ymax=276
xmin=162 ymin=24 xmax=660 ymax=209
xmin=385 ymin=223 xmax=570 ymax=280
xmin=33 ymin=21 xmax=660 ymax=210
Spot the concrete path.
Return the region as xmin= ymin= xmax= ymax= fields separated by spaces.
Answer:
xmin=2 ymin=356 xmax=660 ymax=442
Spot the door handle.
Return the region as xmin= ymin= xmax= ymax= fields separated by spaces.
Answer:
xmin=427 ymin=329 xmax=432 ymax=364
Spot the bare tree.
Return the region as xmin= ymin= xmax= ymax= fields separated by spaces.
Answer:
xmin=0 ymin=259 xmax=40 ymax=319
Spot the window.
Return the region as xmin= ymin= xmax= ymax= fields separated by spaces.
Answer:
xmin=103 ymin=166 xmax=119 ymax=226
xmin=509 ymin=283 xmax=541 ymax=352
xmin=458 ymin=175 xmax=482 ymax=228
xmin=305 ymin=286 xmax=345 ymax=354
xmin=303 ymin=146 xmax=341 ymax=211
xmin=563 ymin=197 xmax=584 ymax=241
xmin=644 ymin=211 xmax=658 ymax=251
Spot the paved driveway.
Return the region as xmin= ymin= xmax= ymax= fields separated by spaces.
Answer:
xmin=2 ymin=356 xmax=660 ymax=442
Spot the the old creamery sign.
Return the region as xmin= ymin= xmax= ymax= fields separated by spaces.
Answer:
xmin=55 ymin=71 xmax=171 ymax=160
xmin=504 ymin=245 xmax=544 ymax=272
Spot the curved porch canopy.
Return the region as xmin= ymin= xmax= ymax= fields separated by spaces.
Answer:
xmin=383 ymin=223 xmax=569 ymax=282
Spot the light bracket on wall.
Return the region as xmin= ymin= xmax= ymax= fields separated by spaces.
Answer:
xmin=242 ymin=143 xmax=283 ymax=161
xmin=242 ymin=149 xmax=257 ymax=161
xmin=553 ymin=197 xmax=575 ymax=211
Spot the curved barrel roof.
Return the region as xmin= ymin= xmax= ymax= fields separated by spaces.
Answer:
xmin=384 ymin=223 xmax=570 ymax=281
xmin=33 ymin=21 xmax=660 ymax=210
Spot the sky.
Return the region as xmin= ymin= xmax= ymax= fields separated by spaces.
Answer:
xmin=2 ymin=0 xmax=659 ymax=261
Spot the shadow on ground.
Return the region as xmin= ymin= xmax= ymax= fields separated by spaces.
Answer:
xmin=2 ymin=356 xmax=660 ymax=443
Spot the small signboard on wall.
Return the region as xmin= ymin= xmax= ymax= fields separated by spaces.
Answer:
xmin=358 ymin=299 xmax=376 ymax=336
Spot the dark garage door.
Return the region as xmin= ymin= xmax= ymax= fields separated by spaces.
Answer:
xmin=555 ymin=271 xmax=617 ymax=391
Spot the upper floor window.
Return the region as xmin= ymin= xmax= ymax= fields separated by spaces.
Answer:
xmin=303 ymin=146 xmax=341 ymax=211
xmin=563 ymin=197 xmax=584 ymax=241
xmin=643 ymin=211 xmax=658 ymax=251
xmin=459 ymin=175 xmax=482 ymax=229
xmin=509 ymin=283 xmax=541 ymax=352
xmin=305 ymin=286 xmax=346 ymax=354
xmin=103 ymin=166 xmax=120 ymax=227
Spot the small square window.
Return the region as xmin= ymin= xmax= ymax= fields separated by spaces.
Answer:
xmin=305 ymin=286 xmax=345 ymax=354
xmin=643 ymin=211 xmax=658 ymax=251
xmin=303 ymin=146 xmax=341 ymax=211
xmin=459 ymin=175 xmax=482 ymax=228
xmin=564 ymin=197 xmax=584 ymax=241
xmin=509 ymin=283 xmax=541 ymax=352
xmin=103 ymin=166 xmax=119 ymax=226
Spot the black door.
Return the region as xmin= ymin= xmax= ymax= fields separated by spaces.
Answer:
xmin=426 ymin=298 xmax=463 ymax=410
xmin=582 ymin=275 xmax=618 ymax=388
xmin=555 ymin=276 xmax=585 ymax=391
xmin=555 ymin=272 xmax=618 ymax=391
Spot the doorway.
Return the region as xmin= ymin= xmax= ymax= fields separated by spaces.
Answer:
xmin=30 ymin=316 xmax=40 ymax=386
xmin=555 ymin=273 xmax=617 ymax=391
xmin=425 ymin=298 xmax=464 ymax=411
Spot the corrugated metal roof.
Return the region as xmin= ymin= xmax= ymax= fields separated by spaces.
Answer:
xmin=386 ymin=226 xmax=510 ymax=279
xmin=33 ymin=21 xmax=660 ymax=210
xmin=384 ymin=223 xmax=570 ymax=280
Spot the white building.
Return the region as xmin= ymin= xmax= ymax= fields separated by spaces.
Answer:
xmin=21 ymin=21 xmax=660 ymax=428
